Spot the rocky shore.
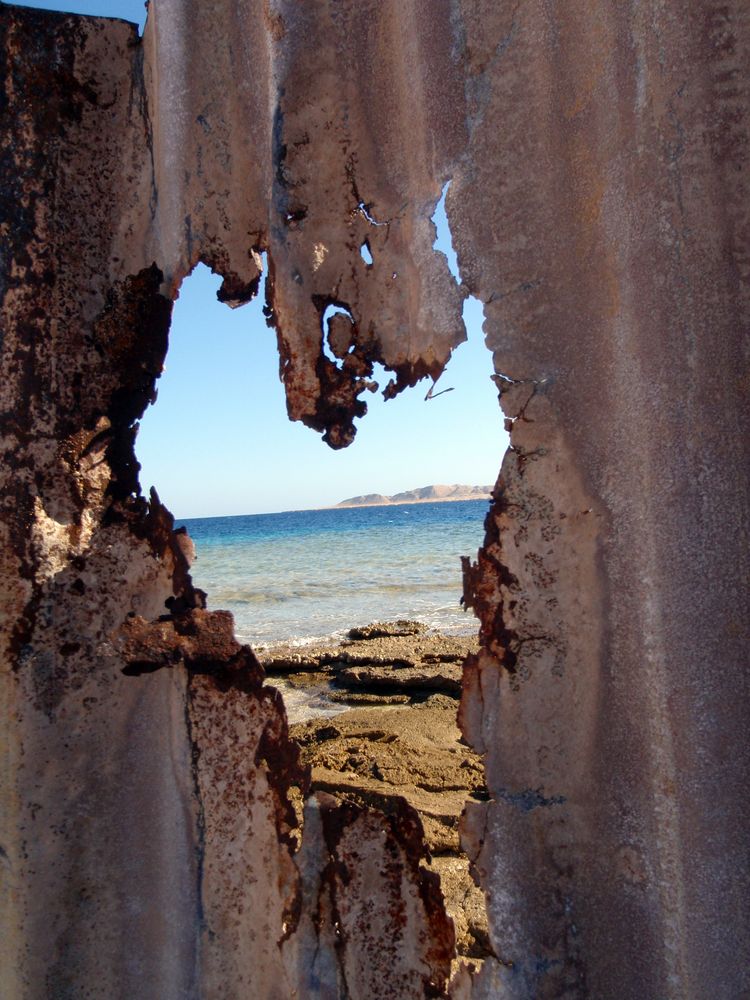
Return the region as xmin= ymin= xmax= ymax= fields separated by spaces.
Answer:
xmin=255 ymin=621 xmax=492 ymax=966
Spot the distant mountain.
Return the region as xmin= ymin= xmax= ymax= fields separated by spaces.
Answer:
xmin=337 ymin=493 xmax=391 ymax=507
xmin=336 ymin=484 xmax=493 ymax=508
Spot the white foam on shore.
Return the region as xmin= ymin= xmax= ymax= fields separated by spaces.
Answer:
xmin=243 ymin=628 xmax=349 ymax=652
xmin=241 ymin=615 xmax=477 ymax=652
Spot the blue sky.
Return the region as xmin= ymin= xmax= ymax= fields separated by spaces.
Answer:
xmin=14 ymin=0 xmax=508 ymax=517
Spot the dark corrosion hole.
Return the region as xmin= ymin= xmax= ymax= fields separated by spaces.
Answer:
xmin=134 ymin=200 xmax=507 ymax=968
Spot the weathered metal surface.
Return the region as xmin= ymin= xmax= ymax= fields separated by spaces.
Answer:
xmin=284 ymin=793 xmax=455 ymax=999
xmin=0 ymin=9 xmax=201 ymax=997
xmin=454 ymin=3 xmax=750 ymax=997
xmin=140 ymin=0 xmax=468 ymax=447
xmin=1 ymin=0 xmax=748 ymax=998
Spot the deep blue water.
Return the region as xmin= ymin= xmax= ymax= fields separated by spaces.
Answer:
xmin=178 ymin=499 xmax=489 ymax=647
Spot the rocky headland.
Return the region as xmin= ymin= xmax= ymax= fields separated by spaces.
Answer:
xmin=255 ymin=621 xmax=492 ymax=965
xmin=335 ymin=484 xmax=493 ymax=507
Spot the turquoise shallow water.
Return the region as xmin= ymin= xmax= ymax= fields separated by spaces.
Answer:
xmin=179 ymin=499 xmax=489 ymax=647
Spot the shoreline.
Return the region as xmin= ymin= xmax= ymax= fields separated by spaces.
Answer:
xmin=256 ymin=619 xmax=478 ymax=722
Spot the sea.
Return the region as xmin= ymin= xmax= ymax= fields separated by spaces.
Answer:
xmin=179 ymin=499 xmax=489 ymax=650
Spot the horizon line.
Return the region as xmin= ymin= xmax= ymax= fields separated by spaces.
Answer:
xmin=175 ymin=493 xmax=493 ymax=523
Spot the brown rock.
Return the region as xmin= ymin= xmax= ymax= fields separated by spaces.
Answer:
xmin=256 ymin=626 xmax=476 ymax=706
xmin=428 ymin=855 xmax=491 ymax=962
xmin=347 ymin=620 xmax=428 ymax=640
xmin=328 ymin=690 xmax=412 ymax=706
xmin=334 ymin=663 xmax=464 ymax=695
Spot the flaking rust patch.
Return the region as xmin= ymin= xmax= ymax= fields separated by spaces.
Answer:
xmin=187 ymin=646 xmax=308 ymax=997
xmin=289 ymin=792 xmax=455 ymax=998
